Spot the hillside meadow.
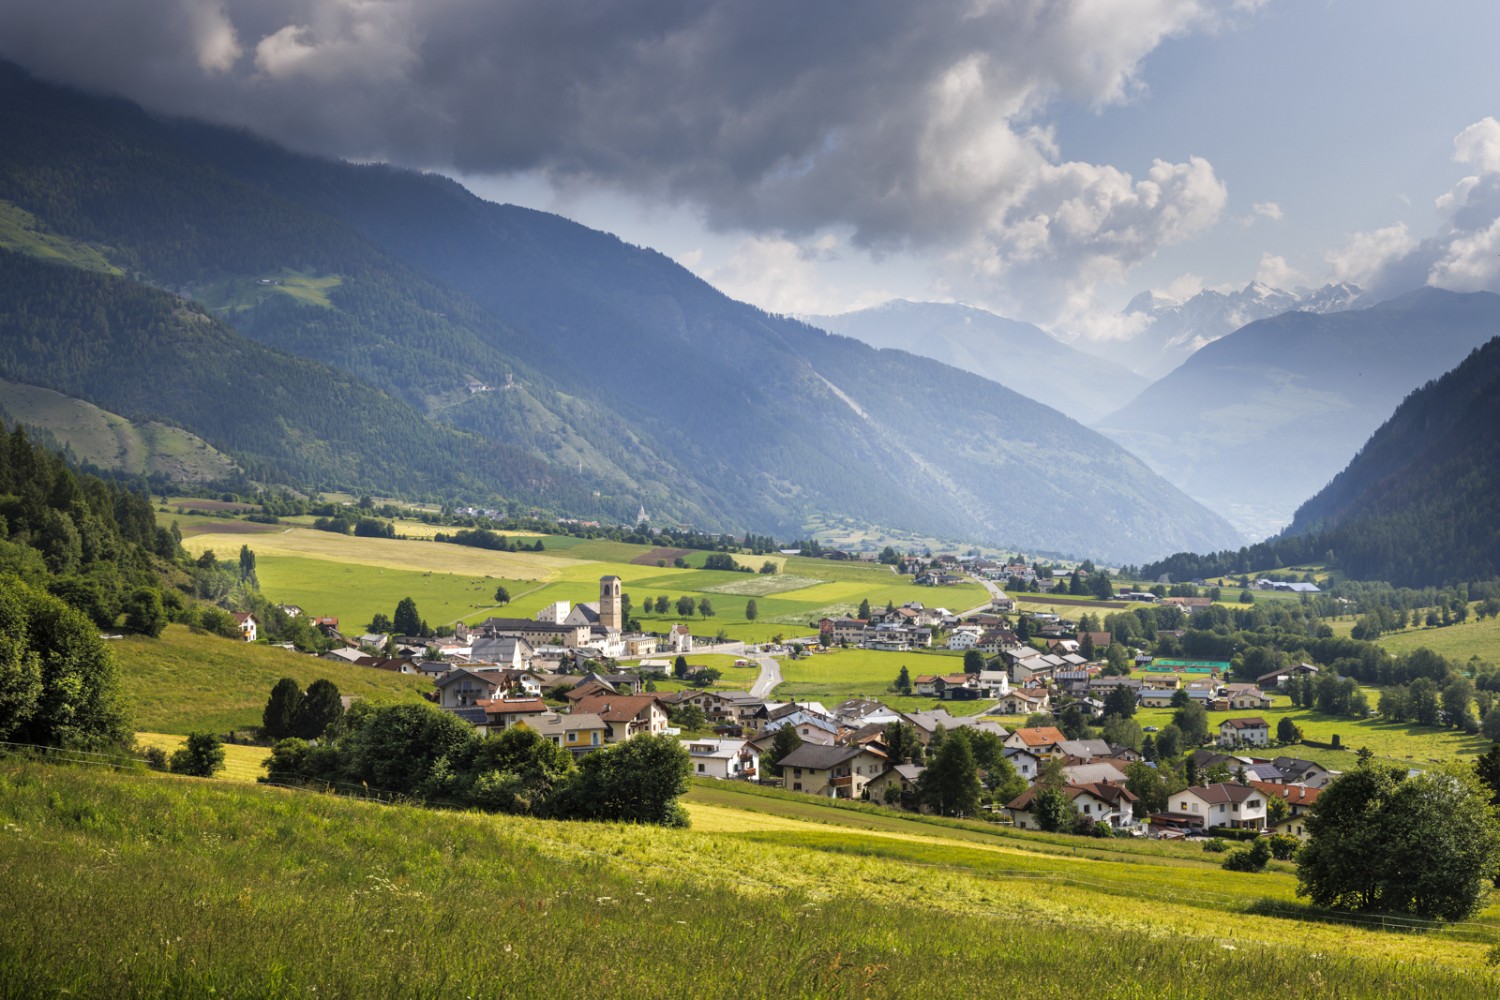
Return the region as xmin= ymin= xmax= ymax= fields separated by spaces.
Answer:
xmin=3 ymin=760 xmax=1499 ymax=998
xmin=113 ymin=625 xmax=429 ymax=734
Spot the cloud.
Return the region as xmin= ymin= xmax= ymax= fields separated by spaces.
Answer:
xmin=698 ymin=234 xmax=894 ymax=316
xmin=1254 ymin=252 xmax=1306 ymax=288
xmin=0 ymin=0 xmax=1246 ymax=325
xmin=1323 ymin=117 xmax=1500 ymax=298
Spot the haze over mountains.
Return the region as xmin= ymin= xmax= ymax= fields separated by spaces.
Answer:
xmin=1096 ymin=288 xmax=1500 ymax=541
xmin=804 ymin=301 xmax=1149 ymax=424
xmin=1093 ymin=281 xmax=1366 ymax=380
xmin=0 ymin=63 xmax=1241 ymax=563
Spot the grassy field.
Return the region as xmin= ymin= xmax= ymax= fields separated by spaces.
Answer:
xmin=2 ymin=760 xmax=1497 ymax=998
xmin=173 ymin=522 xmax=988 ymax=641
xmin=112 ymin=625 xmax=430 ymax=734
xmin=0 ymin=199 xmax=120 ymax=273
xmin=1372 ymin=613 xmax=1500 ymax=664
xmin=775 ymin=648 xmax=988 ymax=715
xmin=134 ymin=733 xmax=272 ymax=782
xmin=1131 ymin=701 xmax=1492 ymax=769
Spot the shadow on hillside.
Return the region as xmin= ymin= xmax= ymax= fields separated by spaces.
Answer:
xmin=1245 ymin=897 xmax=1452 ymax=935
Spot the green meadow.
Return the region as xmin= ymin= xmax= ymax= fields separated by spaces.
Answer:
xmin=2 ymin=760 xmax=1497 ymax=998
xmin=775 ymin=647 xmax=989 ymax=715
xmin=174 ymin=522 xmax=988 ymax=641
xmin=113 ymin=625 xmax=429 ymax=734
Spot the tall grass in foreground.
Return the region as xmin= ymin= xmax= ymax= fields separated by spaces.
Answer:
xmin=0 ymin=760 xmax=1496 ymax=998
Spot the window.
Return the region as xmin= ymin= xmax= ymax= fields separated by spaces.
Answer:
xmin=697 ymin=764 xmax=705 ymax=773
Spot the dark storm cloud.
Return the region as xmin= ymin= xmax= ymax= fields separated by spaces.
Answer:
xmin=0 ymin=0 xmax=1240 ymax=313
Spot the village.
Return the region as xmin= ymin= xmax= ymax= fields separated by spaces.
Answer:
xmin=230 ymin=566 xmax=1335 ymax=842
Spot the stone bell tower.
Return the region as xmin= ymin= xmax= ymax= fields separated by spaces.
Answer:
xmin=599 ymin=575 xmax=622 ymax=631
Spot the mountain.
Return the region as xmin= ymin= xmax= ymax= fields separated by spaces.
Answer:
xmin=802 ymin=300 xmax=1149 ymax=423
xmin=1094 ymin=288 xmax=1500 ymax=541
xmin=0 ymin=63 xmax=1240 ymax=561
xmin=0 ymin=377 xmax=239 ymax=483
xmin=1278 ymin=336 xmax=1500 ymax=585
xmin=1086 ymin=281 xmax=1364 ymax=379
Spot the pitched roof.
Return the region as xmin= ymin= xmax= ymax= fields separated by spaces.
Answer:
xmin=1011 ymin=726 xmax=1067 ymax=747
xmin=1184 ymin=782 xmax=1262 ymax=804
xmin=571 ymin=694 xmax=664 ymax=723
xmin=777 ymin=744 xmax=883 ymax=770
xmin=1250 ymin=780 xmax=1322 ymax=807
xmin=478 ymin=698 xmax=548 ymax=716
xmin=1221 ymin=716 xmax=1270 ymax=730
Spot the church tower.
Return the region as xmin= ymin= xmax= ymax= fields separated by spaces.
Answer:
xmin=599 ymin=575 xmax=622 ymax=631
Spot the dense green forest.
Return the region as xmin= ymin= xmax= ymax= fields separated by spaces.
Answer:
xmin=1140 ymin=337 xmax=1500 ymax=588
xmin=0 ymin=249 xmax=604 ymax=510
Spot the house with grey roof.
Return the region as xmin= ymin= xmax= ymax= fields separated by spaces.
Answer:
xmin=777 ymin=744 xmax=888 ymax=798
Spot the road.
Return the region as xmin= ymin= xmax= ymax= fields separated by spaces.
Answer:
xmin=956 ymin=574 xmax=1009 ymax=617
xmin=749 ymin=654 xmax=783 ymax=699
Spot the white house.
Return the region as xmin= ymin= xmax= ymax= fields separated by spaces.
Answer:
xmin=681 ymin=738 xmax=760 ymax=780
xmin=1218 ymin=716 xmax=1271 ymax=747
xmin=1170 ymin=783 xmax=1267 ymax=830
xmin=231 ymin=613 xmax=258 ymax=642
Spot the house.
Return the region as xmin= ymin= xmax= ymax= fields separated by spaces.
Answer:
xmin=1166 ymin=783 xmax=1267 ymax=830
xmin=1055 ymin=738 xmax=1114 ymax=760
xmin=777 ymin=744 xmax=889 ymax=798
xmin=866 ymin=764 xmax=926 ymax=805
xmin=1225 ymin=685 xmax=1274 ymax=710
xmin=1251 ymin=781 xmax=1322 ymax=839
xmin=668 ymin=623 xmax=694 ymax=654
xmin=322 ymin=647 xmax=368 ymax=666
xmin=974 ymin=670 xmax=1011 ymax=698
xmin=1003 ymin=747 xmax=1044 ymax=782
xmin=1005 ymin=726 xmax=1069 ymax=756
xmin=1005 ymin=782 xmax=1138 ymax=830
xmin=1257 ymin=663 xmax=1321 ymax=688
xmin=1162 ymin=596 xmax=1212 ymax=610
xmin=1218 ymin=716 xmax=1271 ymax=746
xmin=1271 ymin=757 xmax=1340 ymax=788
xmin=478 ymin=698 xmax=551 ymax=731
xmin=434 ymin=667 xmax=508 ymax=709
xmin=1061 ymin=760 xmax=1130 ymax=787
xmin=763 ymin=707 xmax=839 ymax=745
xmin=231 ymin=612 xmax=258 ymax=642
xmin=528 ymin=712 xmax=607 ymax=756
xmin=946 ymin=630 xmax=981 ymax=651
xmin=468 ymin=636 xmax=535 ymax=670
xmin=994 ymin=689 xmax=1050 ymax=715
xmin=570 ymin=694 xmax=670 ymax=743
xmin=681 ymin=738 xmax=760 ymax=779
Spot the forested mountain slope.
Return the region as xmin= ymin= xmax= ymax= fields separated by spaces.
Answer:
xmin=1096 ymin=288 xmax=1500 ymax=540
xmin=1280 ymin=336 xmax=1500 ymax=585
xmin=0 ymin=63 xmax=1239 ymax=560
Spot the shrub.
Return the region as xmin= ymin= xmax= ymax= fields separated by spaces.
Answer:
xmin=1201 ymin=838 xmax=1229 ymax=853
xmin=141 ymin=745 xmax=169 ymax=771
xmin=1267 ymin=834 xmax=1301 ymax=860
xmin=169 ymin=732 xmax=225 ymax=778
xmin=1221 ymin=838 xmax=1272 ymax=872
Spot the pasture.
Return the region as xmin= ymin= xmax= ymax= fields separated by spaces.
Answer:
xmin=174 ymin=521 xmax=988 ymax=642
xmin=1 ymin=760 xmax=1497 ymax=998
xmin=112 ymin=625 xmax=429 ymax=734
xmin=775 ymin=647 xmax=988 ymax=715
xmin=133 ymin=733 xmax=272 ymax=783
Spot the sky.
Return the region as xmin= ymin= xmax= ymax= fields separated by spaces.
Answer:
xmin=4 ymin=0 xmax=1500 ymax=340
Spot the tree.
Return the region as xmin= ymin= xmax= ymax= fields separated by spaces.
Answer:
xmin=1484 ymin=708 xmax=1500 ymax=744
xmin=294 ymin=678 xmax=344 ymax=739
xmin=1101 ymin=715 xmax=1144 ymax=752
xmin=493 ymin=586 xmax=511 ymax=605
xmin=1296 ymin=762 xmax=1500 ymax=920
xmin=238 ymin=545 xmax=258 ymax=588
xmin=1475 ymin=744 xmax=1500 ymax=807
xmin=1444 ymin=678 xmax=1476 ymax=730
xmin=392 ymin=596 xmax=422 ymax=636
xmin=1276 ymin=716 xmax=1302 ymax=743
xmin=760 ymin=560 xmax=778 ymax=575
xmin=1079 ymin=631 xmax=1096 ymax=660
xmin=674 ymin=655 xmax=689 ymax=679
xmin=0 ymin=579 xmax=129 ymax=751
xmin=1173 ymin=702 xmax=1210 ymax=746
xmin=1103 ymin=685 xmax=1137 ymax=719
xmin=963 ymin=649 xmax=985 ymax=675
xmin=1124 ymin=761 xmax=1168 ymax=817
xmin=893 ymin=665 xmax=912 ymax=695
xmin=669 ymin=703 xmax=707 ymax=730
xmin=883 ymin=721 xmax=923 ymax=766
xmin=122 ymin=587 xmax=167 ymax=637
xmin=697 ymin=598 xmax=714 ymax=619
xmin=1155 ymin=724 xmax=1182 ymax=760
xmin=654 ymin=595 xmax=669 ymax=614
xmin=744 ymin=599 xmax=758 ymax=621
xmin=1104 ymin=643 xmax=1131 ymax=675
xmin=858 ymin=598 xmax=872 ymax=619
xmin=768 ymin=725 xmax=803 ymax=777
xmin=263 ymin=678 xmax=303 ymax=739
xmin=368 ymin=612 xmax=394 ymax=633
xmin=170 ymin=732 xmax=225 ymax=778
xmin=918 ymin=735 xmax=982 ymax=817
xmin=567 ymin=734 xmax=692 ymax=826
xmin=1032 ymin=786 xmax=1076 ymax=832
xmin=1222 ymin=837 xmax=1272 ymax=873
xmin=1409 ymin=677 xmax=1441 ymax=726
xmin=676 ymin=595 xmax=696 ymax=617
xmin=690 ymin=667 xmax=722 ymax=688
